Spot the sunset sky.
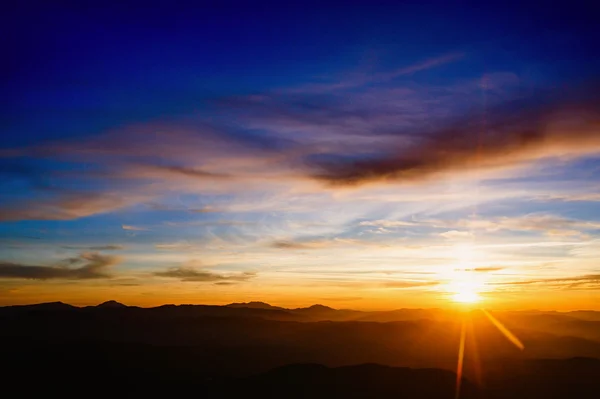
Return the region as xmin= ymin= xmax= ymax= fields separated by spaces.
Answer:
xmin=1 ymin=2 xmax=599 ymax=309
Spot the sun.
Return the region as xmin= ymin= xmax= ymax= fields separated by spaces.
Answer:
xmin=452 ymin=286 xmax=481 ymax=304
xmin=448 ymin=279 xmax=483 ymax=304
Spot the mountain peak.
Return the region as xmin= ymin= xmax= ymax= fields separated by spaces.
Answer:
xmin=226 ymin=301 xmax=281 ymax=310
xmin=309 ymin=304 xmax=333 ymax=309
xmin=97 ymin=300 xmax=127 ymax=308
xmin=295 ymin=304 xmax=335 ymax=312
xmin=26 ymin=301 xmax=75 ymax=310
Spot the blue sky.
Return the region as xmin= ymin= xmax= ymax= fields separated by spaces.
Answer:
xmin=1 ymin=1 xmax=599 ymax=308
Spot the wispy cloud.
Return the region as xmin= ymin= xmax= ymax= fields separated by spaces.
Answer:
xmin=471 ymin=267 xmax=505 ymax=273
xmin=287 ymin=53 xmax=464 ymax=93
xmin=309 ymin=92 xmax=600 ymax=185
xmin=440 ymin=230 xmax=474 ymax=239
xmin=493 ymin=274 xmax=600 ymax=290
xmin=359 ymin=220 xmax=417 ymax=227
xmin=154 ymin=242 xmax=195 ymax=251
xmin=154 ymin=266 xmax=257 ymax=283
xmin=271 ymin=237 xmax=390 ymax=250
xmin=61 ymin=245 xmax=125 ymax=251
xmin=122 ymin=225 xmax=149 ymax=231
xmin=271 ymin=240 xmax=330 ymax=250
xmin=382 ymin=280 xmax=439 ymax=289
xmin=0 ymin=252 xmax=121 ymax=280
xmin=0 ymin=192 xmax=144 ymax=222
xmin=430 ymin=214 xmax=600 ymax=237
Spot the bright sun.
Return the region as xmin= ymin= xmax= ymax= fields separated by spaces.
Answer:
xmin=452 ymin=287 xmax=481 ymax=304
xmin=448 ymin=279 xmax=483 ymax=304
xmin=445 ymin=244 xmax=485 ymax=304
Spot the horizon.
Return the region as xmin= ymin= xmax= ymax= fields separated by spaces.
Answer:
xmin=2 ymin=2 xmax=600 ymax=311
xmin=4 ymin=298 xmax=600 ymax=314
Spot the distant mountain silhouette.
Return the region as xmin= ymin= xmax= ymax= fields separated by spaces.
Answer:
xmin=209 ymin=363 xmax=481 ymax=398
xmin=96 ymin=300 xmax=127 ymax=308
xmin=1 ymin=301 xmax=75 ymax=312
xmin=226 ymin=301 xmax=284 ymax=310
xmin=2 ymin=301 xmax=600 ymax=397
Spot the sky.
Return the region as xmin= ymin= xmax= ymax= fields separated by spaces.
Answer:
xmin=1 ymin=1 xmax=599 ymax=309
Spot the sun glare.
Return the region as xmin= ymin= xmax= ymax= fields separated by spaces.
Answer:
xmin=447 ymin=275 xmax=483 ymax=304
xmin=452 ymin=287 xmax=480 ymax=304
xmin=444 ymin=244 xmax=486 ymax=304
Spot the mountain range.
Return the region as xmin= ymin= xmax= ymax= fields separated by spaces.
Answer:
xmin=2 ymin=301 xmax=600 ymax=397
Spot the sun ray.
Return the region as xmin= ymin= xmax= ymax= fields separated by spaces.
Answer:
xmin=482 ymin=309 xmax=525 ymax=350
xmin=466 ymin=317 xmax=484 ymax=387
xmin=455 ymin=318 xmax=467 ymax=399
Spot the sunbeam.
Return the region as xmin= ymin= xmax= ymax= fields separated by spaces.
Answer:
xmin=455 ymin=319 xmax=467 ymax=399
xmin=482 ymin=309 xmax=525 ymax=350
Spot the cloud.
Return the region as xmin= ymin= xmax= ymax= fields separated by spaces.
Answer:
xmin=473 ymin=267 xmax=504 ymax=272
xmin=154 ymin=266 xmax=257 ymax=282
xmin=139 ymin=164 xmax=230 ymax=180
xmin=271 ymin=237 xmax=389 ymax=250
xmin=61 ymin=245 xmax=124 ymax=251
xmin=288 ymin=53 xmax=464 ymax=93
xmin=460 ymin=267 xmax=504 ymax=272
xmin=0 ymin=252 xmax=121 ymax=280
xmin=542 ymin=193 xmax=600 ymax=202
xmin=383 ymin=280 xmax=439 ymax=288
xmin=0 ymin=125 xmax=291 ymax=221
xmin=154 ymin=242 xmax=194 ymax=250
xmin=359 ymin=220 xmax=417 ymax=227
xmin=494 ymin=274 xmax=600 ymax=289
xmin=2 ymin=57 xmax=598 ymax=224
xmin=0 ymin=191 xmax=144 ymax=222
xmin=307 ymin=89 xmax=600 ymax=185
xmin=429 ymin=214 xmax=600 ymax=237
xmin=272 ymin=240 xmax=329 ymax=250
xmin=440 ymin=230 xmax=474 ymax=239
xmin=122 ymin=225 xmax=148 ymax=231
xmin=189 ymin=205 xmax=221 ymax=213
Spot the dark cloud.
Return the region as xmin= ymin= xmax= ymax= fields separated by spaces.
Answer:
xmin=306 ymin=88 xmax=600 ymax=185
xmin=154 ymin=266 xmax=257 ymax=282
xmin=188 ymin=206 xmax=221 ymax=213
xmin=0 ymin=253 xmax=121 ymax=280
xmin=140 ymin=164 xmax=230 ymax=180
xmin=61 ymin=245 xmax=124 ymax=251
xmin=272 ymin=241 xmax=319 ymax=250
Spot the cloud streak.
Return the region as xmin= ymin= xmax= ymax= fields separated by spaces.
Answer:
xmin=494 ymin=274 xmax=600 ymax=290
xmin=309 ymin=90 xmax=600 ymax=185
xmin=122 ymin=225 xmax=148 ymax=231
xmin=0 ymin=192 xmax=144 ymax=222
xmin=61 ymin=245 xmax=124 ymax=251
xmin=0 ymin=252 xmax=121 ymax=280
xmin=154 ymin=266 xmax=257 ymax=282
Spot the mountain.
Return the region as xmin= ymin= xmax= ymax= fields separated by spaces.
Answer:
xmin=0 ymin=301 xmax=76 ymax=313
xmin=568 ymin=310 xmax=600 ymax=321
xmin=1 ymin=301 xmax=600 ymax=397
xmin=226 ymin=301 xmax=284 ymax=310
xmin=96 ymin=300 xmax=127 ymax=308
xmin=208 ymin=363 xmax=481 ymax=398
